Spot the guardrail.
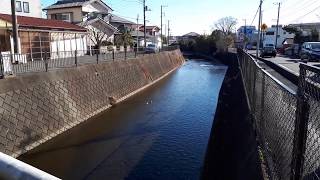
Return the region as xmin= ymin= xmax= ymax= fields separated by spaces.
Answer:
xmin=0 ymin=46 xmax=180 ymax=78
xmin=0 ymin=152 xmax=60 ymax=180
xmin=238 ymin=49 xmax=320 ymax=180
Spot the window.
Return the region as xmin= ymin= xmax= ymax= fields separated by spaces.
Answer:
xmin=266 ymin=32 xmax=275 ymax=35
xmin=52 ymin=13 xmax=72 ymax=22
xmin=16 ymin=1 xmax=22 ymax=12
xmin=23 ymin=2 xmax=29 ymax=13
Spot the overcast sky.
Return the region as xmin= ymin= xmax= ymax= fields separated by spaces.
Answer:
xmin=42 ymin=0 xmax=320 ymax=36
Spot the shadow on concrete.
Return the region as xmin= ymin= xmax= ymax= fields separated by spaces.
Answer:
xmin=200 ymin=53 xmax=263 ymax=180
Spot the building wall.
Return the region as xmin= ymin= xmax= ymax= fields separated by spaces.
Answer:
xmin=50 ymin=32 xmax=87 ymax=58
xmin=0 ymin=0 xmax=42 ymax=18
xmin=0 ymin=50 xmax=184 ymax=157
xmin=46 ymin=7 xmax=83 ymax=23
xmin=264 ymin=26 xmax=295 ymax=48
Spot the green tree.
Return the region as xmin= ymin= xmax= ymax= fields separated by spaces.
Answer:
xmin=283 ymin=25 xmax=304 ymax=44
xmin=114 ymin=26 xmax=133 ymax=50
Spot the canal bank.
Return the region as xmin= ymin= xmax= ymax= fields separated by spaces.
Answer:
xmin=18 ymin=59 xmax=227 ymax=179
xmin=202 ymin=52 xmax=263 ymax=180
xmin=0 ymin=50 xmax=184 ymax=157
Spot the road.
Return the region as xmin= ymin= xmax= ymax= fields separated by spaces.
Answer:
xmin=247 ymin=50 xmax=320 ymax=75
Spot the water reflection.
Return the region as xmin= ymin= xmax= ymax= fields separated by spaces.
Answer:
xmin=19 ymin=60 xmax=227 ymax=180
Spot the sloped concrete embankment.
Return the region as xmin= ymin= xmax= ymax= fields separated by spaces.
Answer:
xmin=0 ymin=50 xmax=184 ymax=157
xmin=202 ymin=53 xmax=263 ymax=180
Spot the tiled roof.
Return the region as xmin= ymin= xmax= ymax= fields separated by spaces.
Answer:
xmin=0 ymin=13 xmax=87 ymax=32
xmin=78 ymin=17 xmax=118 ymax=32
xmin=110 ymin=14 xmax=134 ymax=25
xmin=139 ymin=26 xmax=160 ymax=31
xmin=43 ymin=0 xmax=113 ymax=11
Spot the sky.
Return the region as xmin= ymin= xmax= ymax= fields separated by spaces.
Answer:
xmin=42 ymin=0 xmax=320 ymax=36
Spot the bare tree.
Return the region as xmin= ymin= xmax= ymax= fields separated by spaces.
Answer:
xmin=87 ymin=25 xmax=108 ymax=49
xmin=214 ymin=17 xmax=237 ymax=35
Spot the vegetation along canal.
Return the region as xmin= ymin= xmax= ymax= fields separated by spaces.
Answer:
xmin=19 ymin=59 xmax=227 ymax=180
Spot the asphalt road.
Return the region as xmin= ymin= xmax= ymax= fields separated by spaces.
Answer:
xmin=247 ymin=50 xmax=320 ymax=76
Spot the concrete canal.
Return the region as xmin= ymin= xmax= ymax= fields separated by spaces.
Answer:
xmin=18 ymin=59 xmax=227 ymax=180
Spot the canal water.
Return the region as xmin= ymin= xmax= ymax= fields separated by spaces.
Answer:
xmin=19 ymin=60 xmax=227 ymax=180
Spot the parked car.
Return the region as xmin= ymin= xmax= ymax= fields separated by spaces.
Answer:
xmin=260 ymin=44 xmax=277 ymax=58
xmin=145 ymin=44 xmax=159 ymax=53
xmin=300 ymin=42 xmax=320 ymax=62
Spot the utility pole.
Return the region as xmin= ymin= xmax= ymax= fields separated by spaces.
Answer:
xmin=161 ymin=6 xmax=163 ymax=49
xmin=164 ymin=24 xmax=167 ymax=46
xmin=274 ymin=2 xmax=281 ymax=49
xmin=11 ymin=0 xmax=19 ymax=54
xmin=243 ymin=19 xmax=247 ymax=49
xmin=257 ymin=0 xmax=263 ymax=57
xmin=136 ymin=14 xmax=139 ymax=52
xmin=167 ymin=20 xmax=170 ymax=46
xmin=160 ymin=5 xmax=167 ymax=49
xmin=143 ymin=0 xmax=146 ymax=48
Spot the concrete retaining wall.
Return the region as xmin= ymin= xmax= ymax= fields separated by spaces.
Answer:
xmin=201 ymin=52 xmax=263 ymax=180
xmin=0 ymin=50 xmax=184 ymax=157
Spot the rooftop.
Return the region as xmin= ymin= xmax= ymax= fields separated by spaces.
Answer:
xmin=43 ymin=0 xmax=113 ymax=11
xmin=139 ymin=26 xmax=160 ymax=31
xmin=182 ymin=32 xmax=200 ymax=37
xmin=110 ymin=14 xmax=135 ymax=25
xmin=0 ymin=13 xmax=86 ymax=32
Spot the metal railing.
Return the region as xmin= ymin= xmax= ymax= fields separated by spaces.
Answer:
xmin=238 ymin=49 xmax=320 ymax=180
xmin=0 ymin=46 xmax=179 ymax=77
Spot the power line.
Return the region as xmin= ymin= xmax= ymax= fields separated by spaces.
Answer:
xmin=281 ymin=0 xmax=318 ymax=16
xmin=250 ymin=6 xmax=260 ymax=26
xmin=289 ymin=4 xmax=320 ymax=23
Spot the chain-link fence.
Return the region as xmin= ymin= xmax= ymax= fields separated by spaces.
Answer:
xmin=238 ymin=49 xmax=320 ymax=180
xmin=0 ymin=46 xmax=179 ymax=77
xmin=299 ymin=64 xmax=320 ymax=180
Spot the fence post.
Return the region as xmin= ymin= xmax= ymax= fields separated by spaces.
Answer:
xmin=96 ymin=49 xmax=99 ymax=64
xmin=44 ymin=51 xmax=48 ymax=72
xmin=0 ymin=51 xmax=3 ymax=79
xmin=112 ymin=49 xmax=115 ymax=61
xmin=125 ymin=48 xmax=127 ymax=60
xmin=291 ymin=65 xmax=310 ymax=180
xmin=75 ymin=50 xmax=78 ymax=67
xmin=135 ymin=47 xmax=137 ymax=58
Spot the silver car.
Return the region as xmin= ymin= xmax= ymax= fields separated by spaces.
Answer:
xmin=145 ymin=44 xmax=159 ymax=53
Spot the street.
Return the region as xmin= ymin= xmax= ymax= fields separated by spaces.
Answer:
xmin=248 ymin=50 xmax=320 ymax=76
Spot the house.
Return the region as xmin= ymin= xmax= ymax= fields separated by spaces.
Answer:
xmin=130 ymin=30 xmax=152 ymax=47
xmin=139 ymin=26 xmax=160 ymax=37
xmin=0 ymin=0 xmax=42 ymax=18
xmin=263 ymin=25 xmax=294 ymax=48
xmin=140 ymin=25 xmax=162 ymax=47
xmin=44 ymin=0 xmax=135 ymax=49
xmin=109 ymin=14 xmax=135 ymax=31
xmin=237 ymin=26 xmax=257 ymax=45
xmin=139 ymin=25 xmax=162 ymax=47
xmin=0 ymin=13 xmax=87 ymax=61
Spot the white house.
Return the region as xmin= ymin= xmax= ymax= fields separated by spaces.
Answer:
xmin=0 ymin=0 xmax=42 ymax=18
xmin=263 ymin=25 xmax=295 ymax=48
xmin=44 ymin=0 xmax=121 ymax=49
